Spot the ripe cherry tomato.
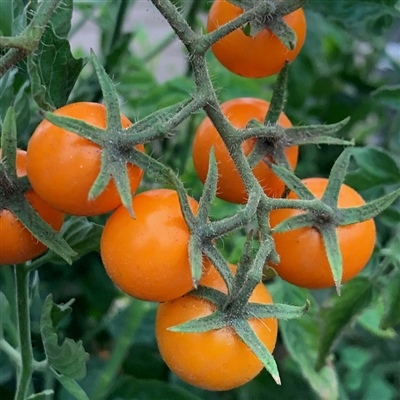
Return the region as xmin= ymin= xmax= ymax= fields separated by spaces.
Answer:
xmin=26 ymin=102 xmax=144 ymax=216
xmin=270 ymin=178 xmax=376 ymax=289
xmin=100 ymin=189 xmax=211 ymax=302
xmin=156 ymin=264 xmax=278 ymax=391
xmin=192 ymin=98 xmax=298 ymax=204
xmin=0 ymin=149 xmax=64 ymax=265
xmin=207 ymin=0 xmax=307 ymax=78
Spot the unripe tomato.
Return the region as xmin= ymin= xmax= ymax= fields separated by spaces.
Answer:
xmin=100 ymin=189 xmax=211 ymax=302
xmin=156 ymin=264 xmax=278 ymax=391
xmin=0 ymin=149 xmax=64 ymax=265
xmin=192 ymin=98 xmax=298 ymax=204
xmin=26 ymin=102 xmax=144 ymax=216
xmin=207 ymin=0 xmax=306 ymax=78
xmin=270 ymin=178 xmax=376 ymax=289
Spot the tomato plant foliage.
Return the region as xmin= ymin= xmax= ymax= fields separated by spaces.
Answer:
xmin=0 ymin=0 xmax=400 ymax=400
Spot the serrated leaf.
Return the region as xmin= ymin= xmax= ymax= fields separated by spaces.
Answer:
xmin=316 ymin=277 xmax=375 ymax=370
xmin=27 ymin=390 xmax=54 ymax=400
xmin=380 ymin=268 xmax=400 ymax=329
xmin=41 ymin=217 xmax=103 ymax=265
xmin=49 ymin=0 xmax=73 ymax=38
xmin=51 ymin=368 xmax=90 ymax=400
xmin=41 ymin=295 xmax=89 ymax=380
xmin=30 ymin=25 xmax=84 ymax=109
xmin=276 ymin=282 xmax=339 ymax=400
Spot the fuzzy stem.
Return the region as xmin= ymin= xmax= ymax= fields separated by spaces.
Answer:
xmin=14 ymin=266 xmax=33 ymax=400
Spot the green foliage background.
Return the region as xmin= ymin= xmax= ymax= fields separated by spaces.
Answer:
xmin=0 ymin=0 xmax=399 ymax=399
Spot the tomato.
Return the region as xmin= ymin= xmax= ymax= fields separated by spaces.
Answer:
xmin=0 ymin=149 xmax=64 ymax=265
xmin=26 ymin=102 xmax=144 ymax=216
xmin=100 ymin=189 xmax=211 ymax=302
xmin=270 ymin=178 xmax=376 ymax=289
xmin=156 ymin=264 xmax=278 ymax=391
xmin=192 ymin=98 xmax=298 ymax=204
xmin=207 ymin=0 xmax=306 ymax=78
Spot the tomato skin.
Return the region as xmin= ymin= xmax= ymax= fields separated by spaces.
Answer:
xmin=100 ymin=189 xmax=210 ymax=302
xmin=156 ymin=264 xmax=278 ymax=391
xmin=26 ymin=102 xmax=144 ymax=216
xmin=207 ymin=0 xmax=306 ymax=78
xmin=0 ymin=149 xmax=64 ymax=265
xmin=192 ymin=98 xmax=298 ymax=204
xmin=270 ymin=178 xmax=376 ymax=289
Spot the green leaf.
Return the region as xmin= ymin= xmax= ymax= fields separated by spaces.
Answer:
xmin=380 ymin=268 xmax=400 ymax=329
xmin=40 ymin=295 xmax=89 ymax=380
xmin=49 ymin=0 xmax=73 ymax=38
xmin=358 ymin=298 xmax=396 ymax=338
xmin=316 ymin=277 xmax=375 ymax=370
xmin=29 ymin=26 xmax=84 ymax=109
xmin=276 ymin=282 xmax=339 ymax=400
xmin=372 ymin=84 xmax=400 ymax=110
xmin=109 ymin=376 xmax=202 ymax=400
xmin=35 ymin=217 xmax=103 ymax=266
xmin=51 ymin=368 xmax=90 ymax=400
xmin=26 ymin=390 xmax=54 ymax=400
xmin=345 ymin=147 xmax=400 ymax=191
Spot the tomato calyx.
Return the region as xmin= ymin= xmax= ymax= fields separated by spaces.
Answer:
xmin=269 ymin=149 xmax=400 ymax=293
xmin=0 ymin=107 xmax=75 ymax=264
xmin=168 ymin=238 xmax=309 ymax=385
xmin=246 ymin=64 xmax=352 ymax=171
xmin=41 ymin=51 xmax=205 ymax=217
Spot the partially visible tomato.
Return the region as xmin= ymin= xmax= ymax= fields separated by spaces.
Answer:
xmin=0 ymin=149 xmax=65 ymax=265
xmin=100 ymin=189 xmax=210 ymax=302
xmin=193 ymin=98 xmax=298 ymax=204
xmin=156 ymin=264 xmax=278 ymax=391
xmin=270 ymin=178 xmax=376 ymax=289
xmin=26 ymin=102 xmax=144 ymax=216
xmin=207 ymin=0 xmax=306 ymax=78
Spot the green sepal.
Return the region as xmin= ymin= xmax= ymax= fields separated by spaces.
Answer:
xmin=232 ymin=318 xmax=281 ymax=385
xmin=8 ymin=197 xmax=76 ymax=264
xmin=337 ymin=187 xmax=400 ymax=225
xmin=322 ymin=149 xmax=352 ymax=207
xmin=268 ymin=16 xmax=297 ymax=51
xmin=320 ymin=227 xmax=343 ymax=295
xmin=275 ymin=0 xmax=307 ymax=15
xmin=91 ymin=49 xmax=121 ymax=130
xmin=269 ymin=163 xmax=315 ymax=200
xmin=1 ymin=106 xmax=18 ymax=174
xmin=245 ymin=300 xmax=309 ymax=320
xmin=40 ymin=295 xmax=89 ymax=380
xmin=272 ymin=212 xmax=312 ymax=233
xmin=197 ymin=147 xmax=218 ymax=223
xmin=188 ymin=235 xmax=204 ymax=287
xmin=189 ymin=285 xmax=228 ymax=308
xmin=202 ymin=244 xmax=235 ymax=295
xmin=43 ymin=111 xmax=103 ymax=143
xmin=167 ymin=310 xmax=227 ymax=333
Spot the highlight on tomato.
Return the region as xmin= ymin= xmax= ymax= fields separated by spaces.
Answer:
xmin=270 ymin=178 xmax=376 ymax=289
xmin=207 ymin=0 xmax=307 ymax=78
xmin=156 ymin=264 xmax=278 ymax=391
xmin=100 ymin=188 xmax=211 ymax=302
xmin=26 ymin=102 xmax=144 ymax=217
xmin=0 ymin=149 xmax=65 ymax=265
xmin=192 ymin=97 xmax=298 ymax=204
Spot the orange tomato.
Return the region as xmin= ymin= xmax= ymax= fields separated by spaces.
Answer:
xmin=192 ymin=98 xmax=298 ymax=204
xmin=270 ymin=178 xmax=376 ymax=289
xmin=0 ymin=149 xmax=64 ymax=265
xmin=26 ymin=102 xmax=144 ymax=216
xmin=207 ymin=0 xmax=306 ymax=78
xmin=100 ymin=189 xmax=210 ymax=302
xmin=156 ymin=264 xmax=278 ymax=391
